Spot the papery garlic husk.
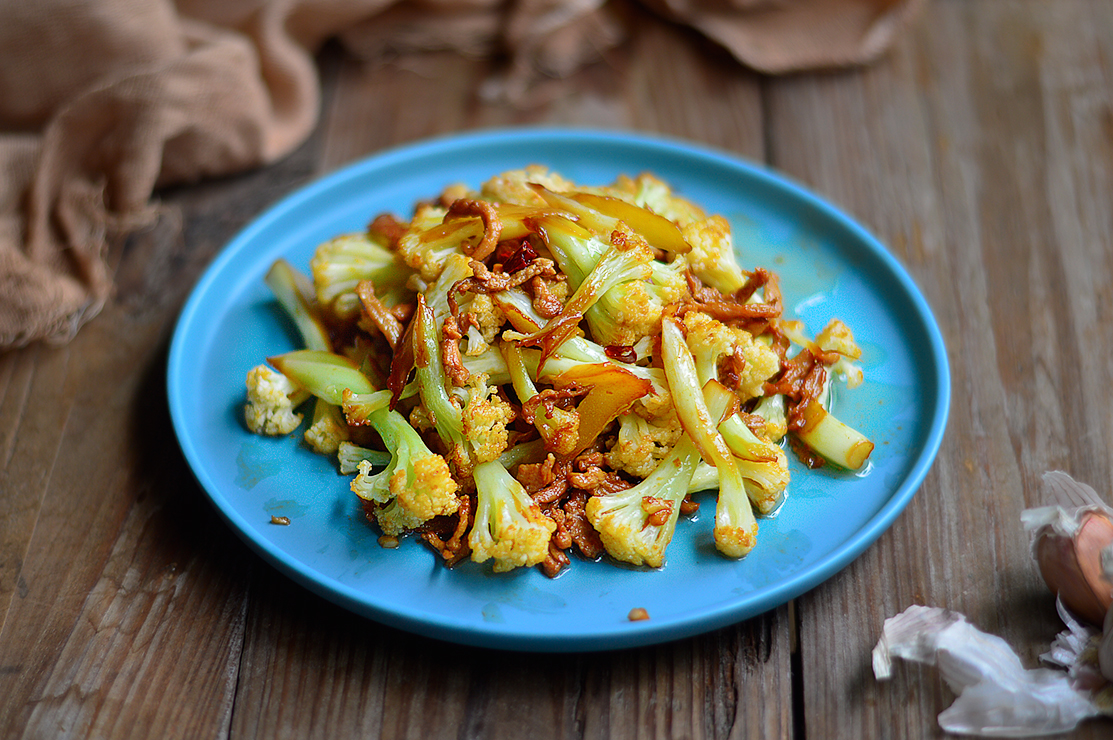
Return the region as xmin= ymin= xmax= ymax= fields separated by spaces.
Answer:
xmin=873 ymin=605 xmax=1105 ymax=736
xmin=1022 ymin=471 xmax=1113 ymax=626
xmin=1041 ymin=597 xmax=1108 ymax=691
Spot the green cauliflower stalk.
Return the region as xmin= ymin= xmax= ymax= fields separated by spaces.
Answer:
xmin=350 ymin=400 xmax=459 ymax=536
xmin=661 ymin=318 xmax=757 ymax=558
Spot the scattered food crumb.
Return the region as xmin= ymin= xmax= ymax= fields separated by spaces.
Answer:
xmin=378 ymin=535 xmax=400 ymax=549
xmin=270 ymin=515 xmax=291 ymax=525
xmin=628 ymin=607 xmax=650 ymax=622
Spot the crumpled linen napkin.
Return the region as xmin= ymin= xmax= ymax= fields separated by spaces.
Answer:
xmin=0 ymin=0 xmax=924 ymax=348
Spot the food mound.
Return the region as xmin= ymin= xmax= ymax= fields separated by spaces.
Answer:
xmin=243 ymin=166 xmax=874 ymax=577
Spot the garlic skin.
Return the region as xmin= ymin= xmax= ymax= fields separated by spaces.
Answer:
xmin=1022 ymin=471 xmax=1113 ymax=626
xmin=873 ymin=605 xmax=1104 ymax=735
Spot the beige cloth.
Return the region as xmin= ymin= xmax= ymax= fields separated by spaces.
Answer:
xmin=0 ymin=0 xmax=924 ymax=348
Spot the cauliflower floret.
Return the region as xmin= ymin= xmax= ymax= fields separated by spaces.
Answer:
xmin=395 ymin=203 xmax=462 ymax=282
xmin=648 ymin=254 xmax=690 ymax=304
xmin=244 ymin=365 xmax=305 ymax=435
xmin=583 ymin=265 xmax=657 ymax=347
xmin=632 ymin=375 xmax=674 ymax=422
xmin=609 ymin=173 xmax=706 ymax=228
xmin=310 ymin=232 xmax=413 ymax=319
xmin=372 ymin=455 xmax=461 ymax=536
xmin=469 ymin=460 xmax=557 ymax=572
xmin=461 ymin=293 xmax=506 ymax=356
xmin=587 ymin=436 xmax=701 ymax=568
xmin=683 ymin=311 xmax=781 ymax=401
xmin=337 ymin=441 xmax=389 ymax=474
xmin=605 ymin=413 xmax=684 ymax=479
xmin=577 ymin=223 xmax=689 ymax=347
xmin=462 ymin=374 xmax=516 ymax=463
xmin=304 ymin=400 xmax=349 ymax=455
xmin=682 ymin=215 xmax=747 ymax=295
xmin=593 ymin=258 xmax=689 ymax=347
xmin=593 ymin=282 xmax=662 ymax=347
xmin=348 ymin=403 xmax=459 ymax=535
xmin=351 ymin=459 xmax=392 ymax=505
xmin=350 ymin=423 xmax=456 ymax=504
xmin=816 ymin=319 xmax=864 ymax=389
xmin=481 ymin=166 xmax=577 ymax=207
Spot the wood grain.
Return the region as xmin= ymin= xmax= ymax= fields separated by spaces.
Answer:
xmin=0 ymin=113 xmax=329 ymax=738
xmin=3 ymin=1 xmax=1113 ymax=738
xmin=769 ymin=1 xmax=1113 ymax=738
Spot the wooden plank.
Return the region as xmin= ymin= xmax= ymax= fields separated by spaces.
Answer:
xmin=768 ymin=1 xmax=1113 ymax=737
xmin=0 ymin=344 xmax=71 ymax=633
xmin=0 ymin=310 xmax=248 ymax=738
xmin=620 ymin=20 xmax=764 ymax=155
xmin=315 ymin=16 xmax=765 ymax=174
xmin=0 ymin=85 xmax=334 ymax=737
xmin=229 ymin=567 xmax=791 ymax=739
xmin=575 ymin=612 xmax=791 ymax=740
xmin=316 ymin=50 xmax=495 ymax=170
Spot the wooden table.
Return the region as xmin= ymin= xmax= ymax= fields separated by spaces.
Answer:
xmin=3 ymin=2 xmax=1112 ymax=737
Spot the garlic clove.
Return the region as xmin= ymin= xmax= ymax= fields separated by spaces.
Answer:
xmin=873 ymin=605 xmax=1104 ymax=735
xmin=1034 ymin=512 xmax=1113 ymax=626
xmin=1023 ymin=471 xmax=1113 ymax=627
xmin=1099 ymin=544 xmax=1113 ymax=682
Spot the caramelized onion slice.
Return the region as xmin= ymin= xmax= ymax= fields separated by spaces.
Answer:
xmin=549 ymin=363 xmax=653 ymax=458
xmin=569 ymin=192 xmax=689 ymax=255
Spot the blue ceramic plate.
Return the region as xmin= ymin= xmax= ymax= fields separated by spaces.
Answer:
xmin=167 ymin=128 xmax=949 ymax=651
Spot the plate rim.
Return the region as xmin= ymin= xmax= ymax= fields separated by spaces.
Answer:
xmin=167 ymin=126 xmax=951 ymax=651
